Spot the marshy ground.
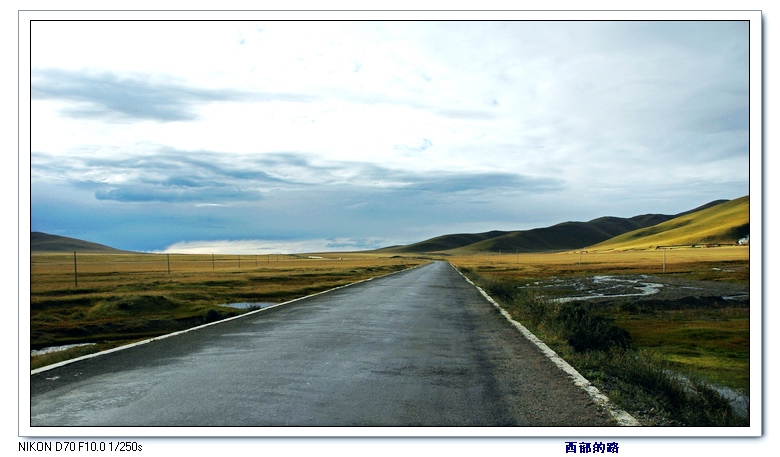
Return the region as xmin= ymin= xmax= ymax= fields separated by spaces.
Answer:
xmin=522 ymin=272 xmax=750 ymax=305
xmin=518 ymin=273 xmax=750 ymax=419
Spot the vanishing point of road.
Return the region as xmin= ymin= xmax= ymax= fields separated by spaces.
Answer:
xmin=30 ymin=261 xmax=618 ymax=427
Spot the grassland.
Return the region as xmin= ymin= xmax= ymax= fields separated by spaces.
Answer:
xmin=29 ymin=252 xmax=428 ymax=369
xmin=445 ymin=245 xmax=749 ymax=280
xmin=589 ymin=195 xmax=749 ymax=251
xmin=28 ymin=243 xmax=753 ymax=425
xmin=447 ymin=245 xmax=751 ymax=426
xmin=614 ymin=307 xmax=749 ymax=392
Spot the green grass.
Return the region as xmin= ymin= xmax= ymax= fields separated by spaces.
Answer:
xmin=616 ymin=309 xmax=749 ymax=392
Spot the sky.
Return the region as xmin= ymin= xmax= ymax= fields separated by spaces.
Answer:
xmin=28 ymin=19 xmax=751 ymax=254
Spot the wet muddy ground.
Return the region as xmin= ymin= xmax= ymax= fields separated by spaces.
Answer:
xmin=518 ymin=273 xmax=750 ymax=308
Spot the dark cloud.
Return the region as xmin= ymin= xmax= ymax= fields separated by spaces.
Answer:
xmin=33 ymin=149 xmax=293 ymax=204
xmin=31 ymin=68 xmax=314 ymax=122
xmin=347 ymin=161 xmax=564 ymax=195
xmin=32 ymin=147 xmax=564 ymax=207
xmin=403 ymin=172 xmax=564 ymax=194
xmin=324 ymin=238 xmax=386 ymax=250
xmin=94 ymin=184 xmax=259 ymax=203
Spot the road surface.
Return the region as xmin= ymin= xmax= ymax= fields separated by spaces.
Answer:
xmin=30 ymin=261 xmax=615 ymax=427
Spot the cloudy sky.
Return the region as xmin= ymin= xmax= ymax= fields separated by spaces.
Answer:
xmin=29 ymin=19 xmax=751 ymax=254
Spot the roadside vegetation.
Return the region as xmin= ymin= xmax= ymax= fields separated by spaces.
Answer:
xmin=452 ymin=246 xmax=750 ymax=427
xmin=30 ymin=252 xmax=428 ymax=370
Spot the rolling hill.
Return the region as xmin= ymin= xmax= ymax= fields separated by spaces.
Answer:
xmin=378 ymin=197 xmax=741 ymax=254
xmin=377 ymin=230 xmax=511 ymax=253
xmin=587 ymin=195 xmax=749 ymax=251
xmin=31 ymin=232 xmax=133 ymax=253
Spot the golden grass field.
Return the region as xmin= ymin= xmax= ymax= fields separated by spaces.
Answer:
xmin=29 ymin=252 xmax=428 ymax=368
xmin=445 ymin=245 xmax=749 ymax=281
xmin=31 ymin=252 xmax=421 ymax=286
xmin=29 ymin=246 xmax=751 ymax=387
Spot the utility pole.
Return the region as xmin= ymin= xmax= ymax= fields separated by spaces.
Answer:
xmin=73 ymin=251 xmax=78 ymax=287
xmin=663 ymin=248 xmax=666 ymax=273
xmin=167 ymin=254 xmax=171 ymax=274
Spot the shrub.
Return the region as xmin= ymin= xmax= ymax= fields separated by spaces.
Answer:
xmin=521 ymin=291 xmax=552 ymax=326
xmin=481 ymin=276 xmax=519 ymax=304
xmin=553 ymin=302 xmax=632 ymax=352
xmin=89 ymin=295 xmax=176 ymax=317
xmin=203 ymin=309 xmax=225 ymax=323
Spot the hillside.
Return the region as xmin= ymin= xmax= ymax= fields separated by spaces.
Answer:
xmin=376 ymin=230 xmax=510 ymax=253
xmin=587 ymin=195 xmax=749 ymax=251
xmin=378 ymin=198 xmax=737 ymax=254
xmin=461 ymin=214 xmax=675 ymax=254
xmin=31 ymin=232 xmax=133 ymax=253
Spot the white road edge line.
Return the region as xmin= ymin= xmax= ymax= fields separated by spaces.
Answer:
xmin=31 ymin=262 xmax=428 ymax=375
xmin=450 ymin=263 xmax=640 ymax=427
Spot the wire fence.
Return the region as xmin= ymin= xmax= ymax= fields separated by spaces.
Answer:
xmin=30 ymin=252 xmax=333 ymax=283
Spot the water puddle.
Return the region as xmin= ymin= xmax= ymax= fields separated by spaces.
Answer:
xmin=547 ymin=275 xmax=665 ymax=303
xmin=723 ymin=293 xmax=750 ymax=301
xmin=523 ymin=274 xmax=748 ymax=305
xmin=31 ymin=343 xmax=96 ymax=356
xmin=667 ymin=370 xmax=749 ymax=418
xmin=715 ymin=385 xmax=750 ymax=418
xmin=219 ymin=302 xmax=277 ymax=309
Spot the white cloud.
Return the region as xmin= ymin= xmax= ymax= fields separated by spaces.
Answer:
xmin=160 ymin=237 xmax=387 ymax=255
xmin=29 ymin=18 xmax=751 ymax=252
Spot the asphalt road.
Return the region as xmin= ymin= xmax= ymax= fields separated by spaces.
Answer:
xmin=30 ymin=261 xmax=614 ymax=427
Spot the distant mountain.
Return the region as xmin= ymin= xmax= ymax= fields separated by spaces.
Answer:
xmin=31 ymin=232 xmax=133 ymax=253
xmin=587 ymin=196 xmax=749 ymax=250
xmin=378 ymin=198 xmax=738 ymax=254
xmin=377 ymin=230 xmax=510 ymax=253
